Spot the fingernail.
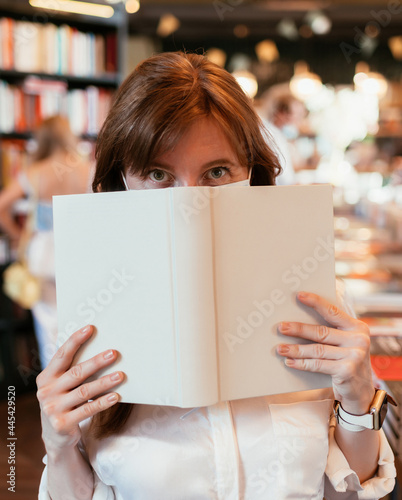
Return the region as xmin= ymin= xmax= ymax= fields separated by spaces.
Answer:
xmin=104 ymin=350 xmax=114 ymax=360
xmin=110 ymin=372 xmax=122 ymax=381
xmin=107 ymin=393 xmax=118 ymax=402
xmin=285 ymin=358 xmax=295 ymax=367
xmin=277 ymin=344 xmax=290 ymax=354
xmin=297 ymin=292 xmax=308 ymax=299
xmin=81 ymin=325 xmax=91 ymax=335
xmin=279 ymin=322 xmax=290 ymax=332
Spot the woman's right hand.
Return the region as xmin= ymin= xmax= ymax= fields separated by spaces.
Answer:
xmin=36 ymin=325 xmax=123 ymax=455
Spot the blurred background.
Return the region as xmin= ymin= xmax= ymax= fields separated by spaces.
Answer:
xmin=0 ymin=0 xmax=402 ymax=498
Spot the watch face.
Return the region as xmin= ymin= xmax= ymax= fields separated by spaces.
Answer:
xmin=379 ymin=400 xmax=388 ymax=428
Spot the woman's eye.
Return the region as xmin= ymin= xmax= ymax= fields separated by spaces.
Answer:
xmin=149 ymin=170 xmax=168 ymax=182
xmin=209 ymin=167 xmax=228 ymax=180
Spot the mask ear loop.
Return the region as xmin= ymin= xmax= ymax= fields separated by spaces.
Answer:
xmin=121 ymin=170 xmax=130 ymax=191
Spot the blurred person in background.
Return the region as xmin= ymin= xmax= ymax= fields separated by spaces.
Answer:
xmin=257 ymin=92 xmax=307 ymax=185
xmin=390 ymin=156 xmax=402 ymax=185
xmin=0 ymin=115 xmax=91 ymax=368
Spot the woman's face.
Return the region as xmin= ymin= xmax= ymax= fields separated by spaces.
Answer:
xmin=124 ymin=117 xmax=249 ymax=189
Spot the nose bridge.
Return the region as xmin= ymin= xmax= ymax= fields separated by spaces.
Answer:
xmin=175 ymin=172 xmax=201 ymax=187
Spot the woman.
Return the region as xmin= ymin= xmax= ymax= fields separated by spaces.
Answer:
xmin=0 ymin=116 xmax=90 ymax=368
xmin=37 ymin=52 xmax=395 ymax=499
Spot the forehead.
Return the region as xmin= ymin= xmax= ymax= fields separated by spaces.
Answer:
xmin=154 ymin=117 xmax=240 ymax=167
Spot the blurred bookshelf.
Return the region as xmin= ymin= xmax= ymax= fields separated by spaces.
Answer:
xmin=0 ymin=1 xmax=128 ymax=396
xmin=0 ymin=0 xmax=128 ymax=188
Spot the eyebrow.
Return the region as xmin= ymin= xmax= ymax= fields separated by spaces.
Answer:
xmin=148 ymin=158 xmax=239 ymax=172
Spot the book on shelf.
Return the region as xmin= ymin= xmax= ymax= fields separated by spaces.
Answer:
xmin=371 ymin=355 xmax=402 ymax=381
xmin=54 ymin=184 xmax=336 ymax=408
xmin=370 ymin=337 xmax=402 ymax=383
xmin=361 ymin=316 xmax=402 ymax=337
xmin=0 ymin=17 xmax=13 ymax=70
xmin=352 ymin=293 xmax=402 ymax=315
xmin=0 ymin=78 xmax=113 ymax=136
xmin=0 ymin=17 xmax=114 ymax=77
xmin=105 ymin=32 xmax=117 ymax=73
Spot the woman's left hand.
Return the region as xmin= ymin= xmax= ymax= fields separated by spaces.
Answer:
xmin=276 ymin=291 xmax=375 ymax=414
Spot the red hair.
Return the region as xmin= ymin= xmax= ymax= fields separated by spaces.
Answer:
xmin=93 ymin=51 xmax=280 ymax=192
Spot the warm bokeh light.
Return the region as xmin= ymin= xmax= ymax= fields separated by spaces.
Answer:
xmin=276 ymin=18 xmax=299 ymax=40
xmin=365 ymin=23 xmax=380 ymax=38
xmin=353 ymin=64 xmax=388 ymax=99
xmin=233 ymin=24 xmax=249 ymax=38
xmin=299 ymin=24 xmax=313 ymax=38
xmin=29 ymin=0 xmax=114 ymax=18
xmin=125 ymin=0 xmax=140 ymax=14
xmin=206 ymin=48 xmax=227 ymax=68
xmin=306 ymin=11 xmax=332 ymax=35
xmin=255 ymin=40 xmax=279 ymax=63
xmin=389 ymin=36 xmax=402 ymax=60
xmin=290 ymin=61 xmax=322 ymax=101
xmin=156 ymin=13 xmax=180 ymax=37
xmin=355 ymin=74 xmax=388 ymax=99
xmin=232 ymin=70 xmax=258 ymax=99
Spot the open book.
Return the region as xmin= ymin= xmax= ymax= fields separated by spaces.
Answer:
xmin=53 ymin=184 xmax=336 ymax=407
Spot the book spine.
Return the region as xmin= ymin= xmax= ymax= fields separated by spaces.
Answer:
xmin=105 ymin=32 xmax=117 ymax=73
xmin=0 ymin=19 xmax=3 ymax=69
xmin=3 ymin=18 xmax=14 ymax=70
xmin=95 ymin=34 xmax=105 ymax=75
xmin=169 ymin=188 xmax=219 ymax=407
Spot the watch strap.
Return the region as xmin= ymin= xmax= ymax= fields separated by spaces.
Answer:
xmin=334 ymin=390 xmax=397 ymax=432
xmin=334 ymin=401 xmax=374 ymax=431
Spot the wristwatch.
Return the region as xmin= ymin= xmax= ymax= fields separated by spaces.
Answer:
xmin=333 ymin=389 xmax=397 ymax=432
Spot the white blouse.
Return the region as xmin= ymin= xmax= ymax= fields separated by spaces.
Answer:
xmin=38 ymin=284 xmax=396 ymax=498
xmin=39 ymin=387 xmax=396 ymax=499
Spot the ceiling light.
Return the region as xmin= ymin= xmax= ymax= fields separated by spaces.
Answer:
xmin=206 ymin=48 xmax=227 ymax=68
xmin=228 ymin=53 xmax=251 ymax=73
xmin=353 ymin=64 xmax=388 ymax=99
xmin=365 ymin=23 xmax=380 ymax=38
xmin=305 ymin=10 xmax=332 ymax=35
xmin=234 ymin=24 xmax=249 ymax=38
xmin=299 ymin=25 xmax=313 ymax=38
xmin=255 ymin=40 xmax=279 ymax=63
xmin=289 ymin=61 xmax=322 ymax=101
xmin=360 ymin=37 xmax=378 ymax=58
xmin=389 ymin=36 xmax=402 ymax=60
xmin=358 ymin=75 xmax=388 ymax=99
xmin=156 ymin=13 xmax=180 ymax=37
xmin=353 ymin=61 xmax=370 ymax=86
xmin=29 ymin=0 xmax=114 ymax=18
xmin=232 ymin=70 xmax=258 ymax=99
xmin=276 ymin=18 xmax=298 ymax=40
xmin=125 ymin=0 xmax=140 ymax=14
